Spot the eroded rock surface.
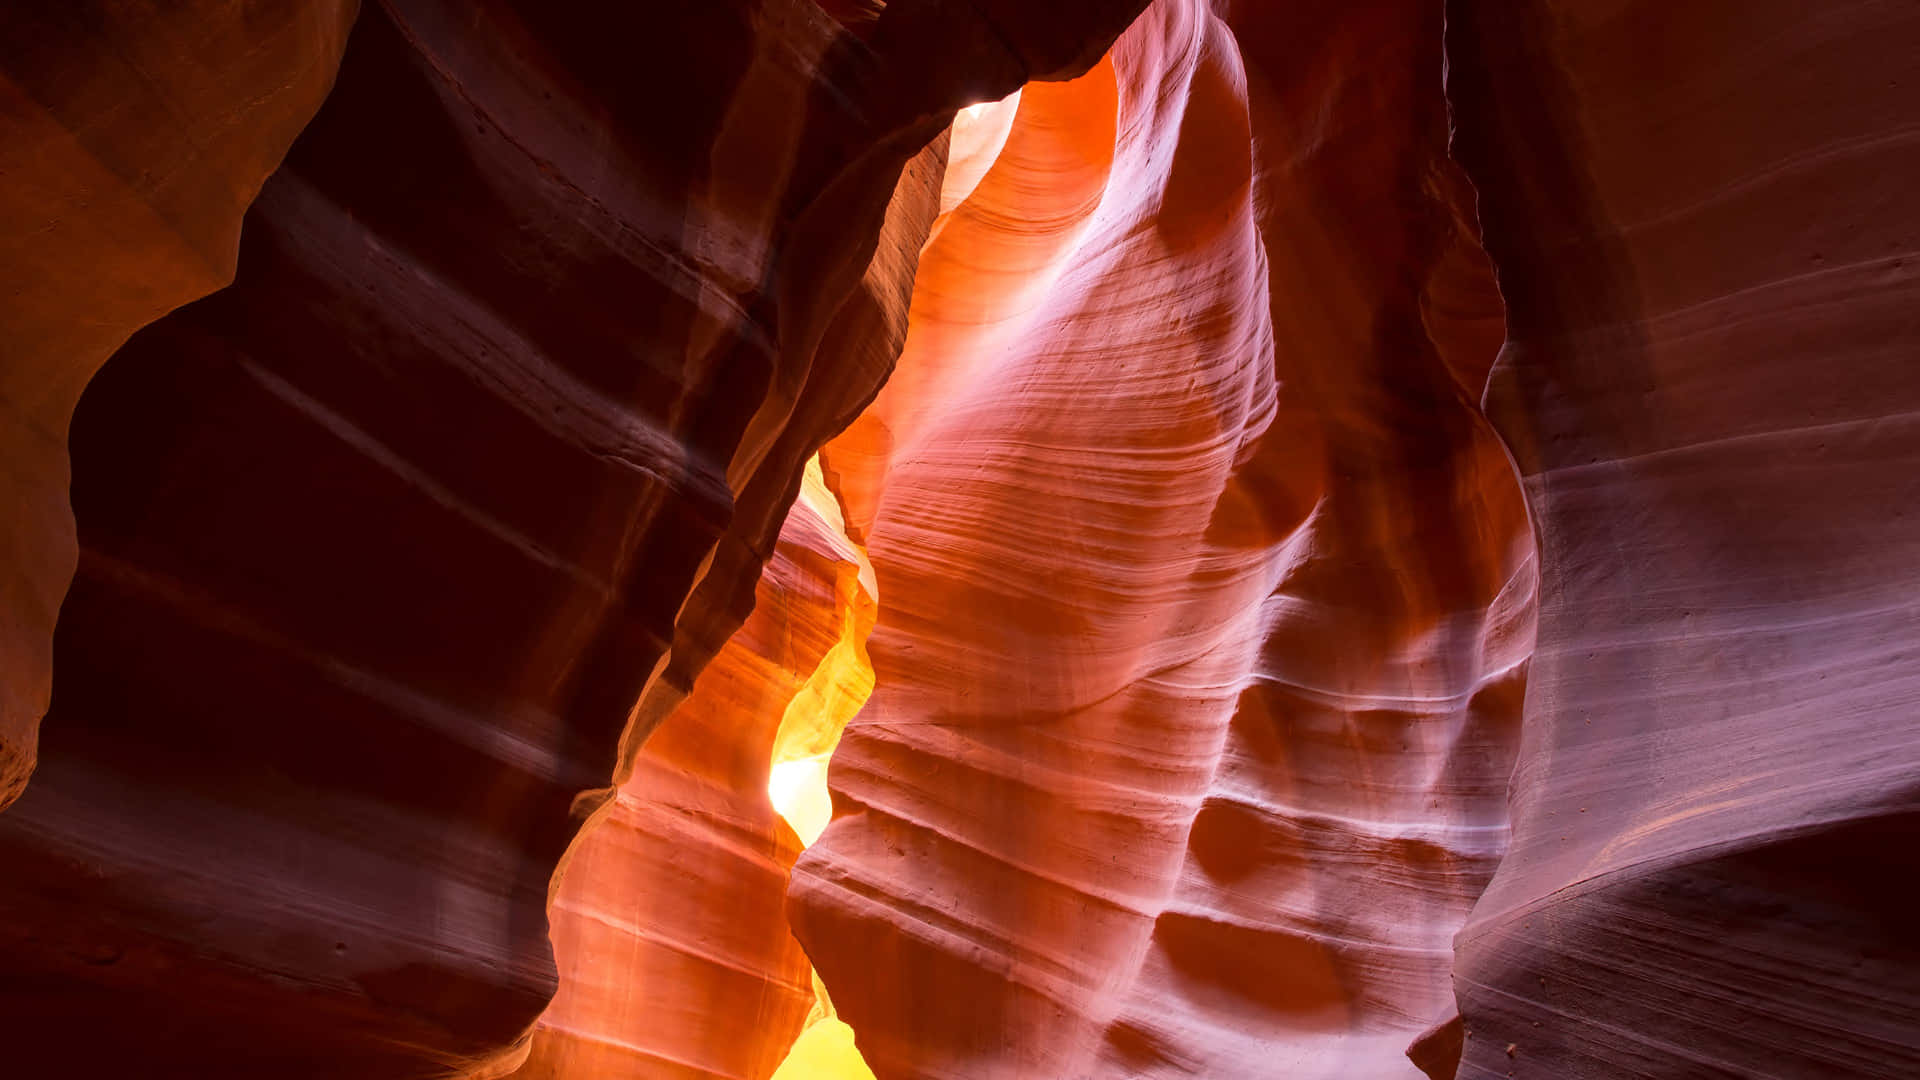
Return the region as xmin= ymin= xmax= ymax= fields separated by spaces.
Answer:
xmin=1445 ymin=2 xmax=1920 ymax=1076
xmin=0 ymin=0 xmax=357 ymax=809
xmin=0 ymin=0 xmax=1143 ymax=1074
xmin=791 ymin=3 xmax=1534 ymax=1076
xmin=2 ymin=0 xmax=1916 ymax=1077
xmin=515 ymin=461 xmax=874 ymax=1080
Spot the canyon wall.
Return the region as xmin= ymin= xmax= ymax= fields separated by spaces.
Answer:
xmin=0 ymin=1 xmax=1144 ymax=1075
xmin=1444 ymin=2 xmax=1920 ymax=1076
xmin=1 ymin=0 xmax=1916 ymax=1077
xmin=790 ymin=2 xmax=1535 ymax=1077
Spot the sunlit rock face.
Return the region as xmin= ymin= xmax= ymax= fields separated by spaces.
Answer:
xmin=1445 ymin=3 xmax=1920 ymax=1076
xmin=791 ymin=2 xmax=1534 ymax=1077
xmin=0 ymin=0 xmax=357 ymax=810
xmin=0 ymin=0 xmax=1146 ymax=1075
xmin=515 ymin=460 xmax=873 ymax=1080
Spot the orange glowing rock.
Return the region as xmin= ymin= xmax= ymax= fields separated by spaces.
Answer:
xmin=519 ymin=455 xmax=876 ymax=1080
xmin=769 ymin=460 xmax=881 ymax=848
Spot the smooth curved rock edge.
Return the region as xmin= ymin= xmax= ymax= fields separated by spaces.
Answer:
xmin=0 ymin=0 xmax=359 ymax=810
xmin=513 ymin=456 xmax=878 ymax=1080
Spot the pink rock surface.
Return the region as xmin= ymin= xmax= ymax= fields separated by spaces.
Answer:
xmin=1445 ymin=2 xmax=1920 ymax=1075
xmin=0 ymin=1 xmax=1149 ymax=1073
xmin=792 ymin=3 xmax=1534 ymax=1076
xmin=2 ymin=0 xmax=1916 ymax=1075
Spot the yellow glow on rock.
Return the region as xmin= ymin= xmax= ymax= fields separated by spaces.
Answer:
xmin=768 ymin=454 xmax=880 ymax=1078
xmin=767 ymin=456 xmax=877 ymax=847
xmin=770 ymin=1018 xmax=876 ymax=1080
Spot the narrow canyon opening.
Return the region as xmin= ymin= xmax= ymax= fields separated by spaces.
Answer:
xmin=763 ymin=89 xmax=1027 ymax=1080
xmin=762 ymin=455 xmax=880 ymax=1080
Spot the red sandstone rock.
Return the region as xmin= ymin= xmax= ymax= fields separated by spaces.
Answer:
xmin=2 ymin=0 xmax=1917 ymax=1076
xmin=0 ymin=0 xmax=356 ymax=809
xmin=514 ymin=466 xmax=874 ymax=1080
xmin=795 ymin=6 xmax=1920 ymax=1075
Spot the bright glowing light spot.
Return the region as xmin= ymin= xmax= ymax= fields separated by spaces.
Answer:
xmin=769 ymin=1018 xmax=876 ymax=1080
xmin=768 ymin=755 xmax=833 ymax=846
xmin=954 ymin=100 xmax=996 ymax=125
xmin=940 ymin=88 xmax=1022 ymax=217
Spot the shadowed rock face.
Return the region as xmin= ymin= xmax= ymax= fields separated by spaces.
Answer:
xmin=2 ymin=0 xmax=1918 ymax=1077
xmin=0 ymin=0 xmax=358 ymax=810
xmin=1445 ymin=2 xmax=1920 ymax=1076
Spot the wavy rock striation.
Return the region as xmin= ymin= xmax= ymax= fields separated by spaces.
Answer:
xmin=1444 ymin=2 xmax=1920 ymax=1076
xmin=514 ymin=458 xmax=874 ymax=1080
xmin=0 ymin=0 xmax=1145 ymax=1074
xmin=792 ymin=2 xmax=1533 ymax=1077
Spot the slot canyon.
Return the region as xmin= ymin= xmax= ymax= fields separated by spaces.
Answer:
xmin=0 ymin=1 xmax=1915 ymax=1077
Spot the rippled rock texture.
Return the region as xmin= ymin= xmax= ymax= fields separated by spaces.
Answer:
xmin=791 ymin=0 xmax=1920 ymax=1077
xmin=792 ymin=2 xmax=1534 ymax=1077
xmin=515 ymin=460 xmax=874 ymax=1080
xmin=1446 ymin=2 xmax=1920 ymax=1076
